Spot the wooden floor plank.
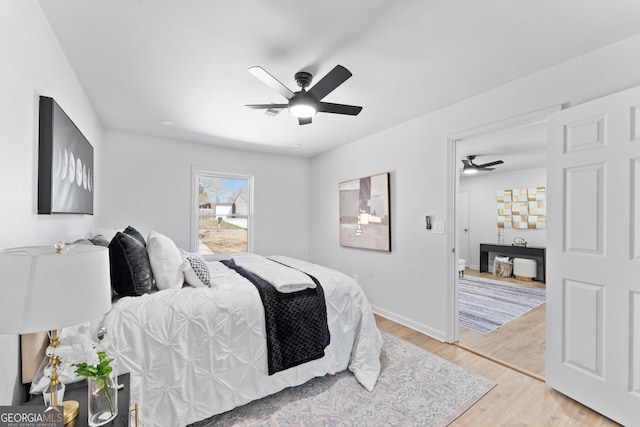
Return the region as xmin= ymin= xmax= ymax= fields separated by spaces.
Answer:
xmin=375 ymin=315 xmax=620 ymax=426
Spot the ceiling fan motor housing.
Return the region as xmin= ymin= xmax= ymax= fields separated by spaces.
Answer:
xmin=294 ymin=71 xmax=313 ymax=89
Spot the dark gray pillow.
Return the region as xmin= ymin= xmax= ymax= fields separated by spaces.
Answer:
xmin=108 ymin=231 xmax=153 ymax=296
xmin=123 ymin=225 xmax=146 ymax=247
xmin=68 ymin=238 xmax=93 ymax=246
xmin=89 ymin=234 xmax=110 ymax=247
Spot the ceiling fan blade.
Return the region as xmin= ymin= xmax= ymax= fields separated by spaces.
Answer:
xmin=245 ymin=104 xmax=288 ymax=109
xmin=477 ymin=160 xmax=504 ymax=168
xmin=298 ymin=117 xmax=312 ymax=125
xmin=478 ymin=167 xmax=495 ymax=171
xmin=248 ymin=66 xmax=295 ymax=100
xmin=317 ymin=102 xmax=362 ymax=116
xmin=308 ymin=65 xmax=352 ymax=101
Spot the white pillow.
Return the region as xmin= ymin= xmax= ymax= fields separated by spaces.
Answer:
xmin=147 ymin=231 xmax=183 ymax=290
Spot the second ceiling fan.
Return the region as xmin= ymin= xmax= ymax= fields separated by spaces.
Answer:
xmin=461 ymin=155 xmax=504 ymax=174
xmin=245 ymin=65 xmax=362 ymax=125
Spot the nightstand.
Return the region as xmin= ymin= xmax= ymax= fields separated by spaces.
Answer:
xmin=28 ymin=373 xmax=136 ymax=427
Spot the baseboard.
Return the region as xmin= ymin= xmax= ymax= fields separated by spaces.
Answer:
xmin=371 ymin=305 xmax=448 ymax=343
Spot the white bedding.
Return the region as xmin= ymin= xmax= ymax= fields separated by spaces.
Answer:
xmin=98 ymin=256 xmax=382 ymax=426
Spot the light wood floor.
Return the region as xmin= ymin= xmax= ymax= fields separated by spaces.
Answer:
xmin=459 ymin=269 xmax=546 ymax=378
xmin=375 ymin=315 xmax=621 ymax=426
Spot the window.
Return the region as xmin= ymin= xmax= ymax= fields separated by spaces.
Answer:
xmin=192 ymin=168 xmax=253 ymax=256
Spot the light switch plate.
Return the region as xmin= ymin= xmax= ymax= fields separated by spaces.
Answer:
xmin=432 ymin=221 xmax=444 ymax=234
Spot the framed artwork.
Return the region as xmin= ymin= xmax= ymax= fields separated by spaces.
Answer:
xmin=38 ymin=96 xmax=94 ymax=214
xmin=339 ymin=172 xmax=391 ymax=251
xmin=496 ymin=187 xmax=545 ymax=229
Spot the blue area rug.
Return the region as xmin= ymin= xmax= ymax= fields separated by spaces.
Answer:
xmin=191 ymin=332 xmax=495 ymax=426
xmin=459 ymin=276 xmax=546 ymax=334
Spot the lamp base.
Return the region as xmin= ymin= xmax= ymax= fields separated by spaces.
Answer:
xmin=63 ymin=400 xmax=79 ymax=425
xmin=43 ymin=381 xmax=66 ymax=407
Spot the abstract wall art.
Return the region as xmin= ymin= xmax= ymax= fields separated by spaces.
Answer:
xmin=497 ymin=187 xmax=545 ymax=229
xmin=339 ymin=172 xmax=390 ymax=251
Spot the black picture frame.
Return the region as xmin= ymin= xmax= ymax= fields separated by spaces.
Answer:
xmin=38 ymin=96 xmax=94 ymax=214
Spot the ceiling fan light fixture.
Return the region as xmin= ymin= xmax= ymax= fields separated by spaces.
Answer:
xmin=463 ymin=166 xmax=478 ymax=175
xmin=288 ymin=97 xmax=317 ymax=118
xmin=461 ymin=155 xmax=503 ymax=174
xmin=289 ymin=103 xmax=316 ymax=118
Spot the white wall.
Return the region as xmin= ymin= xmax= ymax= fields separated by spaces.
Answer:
xmin=97 ymin=130 xmax=310 ymax=259
xmin=309 ymin=34 xmax=640 ymax=341
xmin=0 ymin=2 xmax=103 ymax=405
xmin=459 ymin=167 xmax=546 ymax=269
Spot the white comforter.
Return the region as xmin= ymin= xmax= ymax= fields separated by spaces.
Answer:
xmin=100 ymin=256 xmax=382 ymax=427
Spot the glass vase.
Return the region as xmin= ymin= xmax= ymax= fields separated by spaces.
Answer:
xmin=87 ymin=374 xmax=118 ymax=426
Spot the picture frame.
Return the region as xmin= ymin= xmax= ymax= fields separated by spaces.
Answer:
xmin=339 ymin=172 xmax=391 ymax=251
xmin=38 ymin=96 xmax=94 ymax=215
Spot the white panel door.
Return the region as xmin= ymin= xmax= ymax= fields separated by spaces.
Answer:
xmin=547 ymin=85 xmax=640 ymax=426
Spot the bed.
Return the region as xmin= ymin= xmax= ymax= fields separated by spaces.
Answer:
xmin=25 ymin=247 xmax=382 ymax=426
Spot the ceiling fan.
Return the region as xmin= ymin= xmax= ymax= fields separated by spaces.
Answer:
xmin=461 ymin=155 xmax=504 ymax=174
xmin=245 ymin=65 xmax=362 ymax=125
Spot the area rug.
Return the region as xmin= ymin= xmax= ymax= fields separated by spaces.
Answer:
xmin=191 ymin=332 xmax=495 ymax=426
xmin=459 ymin=275 xmax=546 ymax=334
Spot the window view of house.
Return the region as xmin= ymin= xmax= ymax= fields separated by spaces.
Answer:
xmin=197 ymin=173 xmax=251 ymax=254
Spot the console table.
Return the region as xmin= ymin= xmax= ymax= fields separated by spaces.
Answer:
xmin=479 ymin=243 xmax=546 ymax=282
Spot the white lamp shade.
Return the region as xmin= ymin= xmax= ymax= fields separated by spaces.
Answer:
xmin=0 ymin=245 xmax=112 ymax=334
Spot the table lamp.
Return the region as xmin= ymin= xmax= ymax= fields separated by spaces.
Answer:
xmin=0 ymin=243 xmax=112 ymax=423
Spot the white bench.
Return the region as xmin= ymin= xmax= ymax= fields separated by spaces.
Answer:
xmin=514 ymin=258 xmax=537 ymax=281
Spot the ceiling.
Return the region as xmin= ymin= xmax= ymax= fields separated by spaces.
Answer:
xmin=39 ymin=0 xmax=640 ymax=158
xmin=457 ymin=120 xmax=548 ymax=176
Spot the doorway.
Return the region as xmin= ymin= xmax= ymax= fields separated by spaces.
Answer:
xmin=449 ymin=106 xmax=559 ymax=378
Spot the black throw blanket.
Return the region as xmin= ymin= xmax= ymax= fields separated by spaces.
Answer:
xmin=221 ymin=259 xmax=331 ymax=375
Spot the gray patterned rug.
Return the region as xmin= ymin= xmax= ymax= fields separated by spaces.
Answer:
xmin=192 ymin=332 xmax=495 ymax=426
xmin=459 ymin=276 xmax=546 ymax=334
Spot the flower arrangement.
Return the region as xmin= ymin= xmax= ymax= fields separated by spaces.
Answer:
xmin=47 ymin=329 xmax=117 ymax=422
xmin=74 ymin=351 xmax=114 ymax=379
xmin=48 ymin=333 xmax=114 ymax=373
xmin=44 ymin=332 xmax=99 ymax=380
xmin=75 ymin=351 xmax=115 ymax=402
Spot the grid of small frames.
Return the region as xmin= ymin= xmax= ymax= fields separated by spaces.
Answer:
xmin=497 ymin=187 xmax=546 ymax=229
